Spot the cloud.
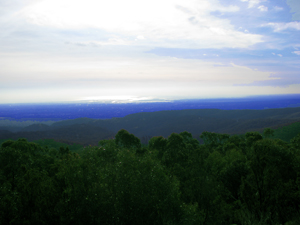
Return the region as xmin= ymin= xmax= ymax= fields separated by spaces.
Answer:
xmin=66 ymin=37 xmax=132 ymax=47
xmin=293 ymin=51 xmax=300 ymax=55
xmin=0 ymin=0 xmax=36 ymax=15
xmin=236 ymin=79 xmax=286 ymax=87
xmin=14 ymin=0 xmax=263 ymax=49
xmin=235 ymin=71 xmax=300 ymax=87
xmin=3 ymin=49 xmax=284 ymax=102
xmin=258 ymin=5 xmax=268 ymax=12
xmin=1 ymin=0 xmax=299 ymax=103
xmin=240 ymin=0 xmax=265 ymax=8
xmin=273 ymin=6 xmax=283 ymax=11
xmin=264 ymin=21 xmax=300 ymax=32
xmin=0 ymin=51 xmax=273 ymax=88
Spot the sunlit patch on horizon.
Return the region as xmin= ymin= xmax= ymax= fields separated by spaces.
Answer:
xmin=77 ymin=96 xmax=170 ymax=103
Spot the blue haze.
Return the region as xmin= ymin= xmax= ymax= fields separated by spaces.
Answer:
xmin=1 ymin=95 xmax=300 ymax=121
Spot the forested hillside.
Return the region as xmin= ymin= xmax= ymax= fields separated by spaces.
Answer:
xmin=1 ymin=128 xmax=300 ymax=224
xmin=1 ymin=107 xmax=300 ymax=145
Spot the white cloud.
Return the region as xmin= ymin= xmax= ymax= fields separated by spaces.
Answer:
xmin=273 ymin=6 xmax=283 ymax=11
xmin=14 ymin=0 xmax=263 ymax=49
xmin=264 ymin=22 xmax=300 ymax=32
xmin=258 ymin=5 xmax=268 ymax=12
xmin=0 ymin=52 xmax=273 ymax=89
xmin=69 ymin=38 xmax=132 ymax=47
xmin=135 ymin=35 xmax=145 ymax=40
xmin=293 ymin=51 xmax=300 ymax=55
xmin=241 ymin=0 xmax=265 ymax=8
xmin=277 ymin=54 xmax=283 ymax=57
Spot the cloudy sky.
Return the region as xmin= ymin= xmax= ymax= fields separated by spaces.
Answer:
xmin=0 ymin=0 xmax=300 ymax=103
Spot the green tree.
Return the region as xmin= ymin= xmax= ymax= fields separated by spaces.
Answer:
xmin=115 ymin=129 xmax=141 ymax=151
xmin=0 ymin=139 xmax=60 ymax=224
xmin=245 ymin=132 xmax=263 ymax=147
xmin=240 ymin=139 xmax=298 ymax=224
xmin=113 ymin=150 xmax=183 ymax=225
xmin=179 ymin=131 xmax=199 ymax=149
xmin=200 ymin=132 xmax=230 ymax=153
xmin=263 ymin=128 xmax=275 ymax=139
xmin=149 ymin=136 xmax=167 ymax=160
xmin=162 ymin=133 xmax=187 ymax=168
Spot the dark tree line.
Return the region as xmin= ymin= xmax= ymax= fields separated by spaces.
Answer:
xmin=1 ymin=128 xmax=300 ymax=224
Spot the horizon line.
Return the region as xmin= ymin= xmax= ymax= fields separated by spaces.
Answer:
xmin=1 ymin=93 xmax=300 ymax=105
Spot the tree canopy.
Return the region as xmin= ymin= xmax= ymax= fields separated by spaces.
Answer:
xmin=1 ymin=128 xmax=300 ymax=225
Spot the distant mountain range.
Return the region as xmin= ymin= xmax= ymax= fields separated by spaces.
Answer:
xmin=1 ymin=95 xmax=300 ymax=121
xmin=1 ymin=107 xmax=300 ymax=145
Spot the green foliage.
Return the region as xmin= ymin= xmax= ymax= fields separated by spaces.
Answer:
xmin=180 ymin=131 xmax=200 ymax=149
xmin=240 ymin=139 xmax=299 ymax=224
xmin=245 ymin=132 xmax=263 ymax=147
xmin=1 ymin=138 xmax=83 ymax=153
xmin=149 ymin=136 xmax=167 ymax=159
xmin=115 ymin=129 xmax=142 ymax=151
xmin=200 ymin=131 xmax=229 ymax=145
xmin=162 ymin=133 xmax=188 ymax=168
xmin=0 ymin=139 xmax=59 ymax=224
xmin=34 ymin=139 xmax=83 ymax=152
xmin=220 ymin=149 xmax=248 ymax=202
xmin=113 ymin=150 xmax=183 ymax=224
xmin=1 ymin=139 xmax=14 ymax=148
xmin=1 ymin=128 xmax=300 ymax=224
xmin=291 ymin=133 xmax=300 ymax=149
xmin=273 ymin=122 xmax=300 ymax=142
xmin=200 ymin=131 xmax=230 ymax=153
xmin=263 ymin=128 xmax=274 ymax=138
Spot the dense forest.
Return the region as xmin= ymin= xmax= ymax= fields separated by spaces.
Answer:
xmin=1 ymin=127 xmax=300 ymax=224
xmin=1 ymin=107 xmax=300 ymax=146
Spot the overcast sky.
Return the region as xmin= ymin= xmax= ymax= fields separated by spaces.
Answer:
xmin=0 ymin=0 xmax=300 ymax=103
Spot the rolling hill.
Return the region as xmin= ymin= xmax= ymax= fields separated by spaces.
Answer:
xmin=1 ymin=107 xmax=300 ymax=145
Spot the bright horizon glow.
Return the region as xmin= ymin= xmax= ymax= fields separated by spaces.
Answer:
xmin=77 ymin=95 xmax=165 ymax=103
xmin=0 ymin=0 xmax=300 ymax=103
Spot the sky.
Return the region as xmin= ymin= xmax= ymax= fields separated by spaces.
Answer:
xmin=0 ymin=0 xmax=300 ymax=103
